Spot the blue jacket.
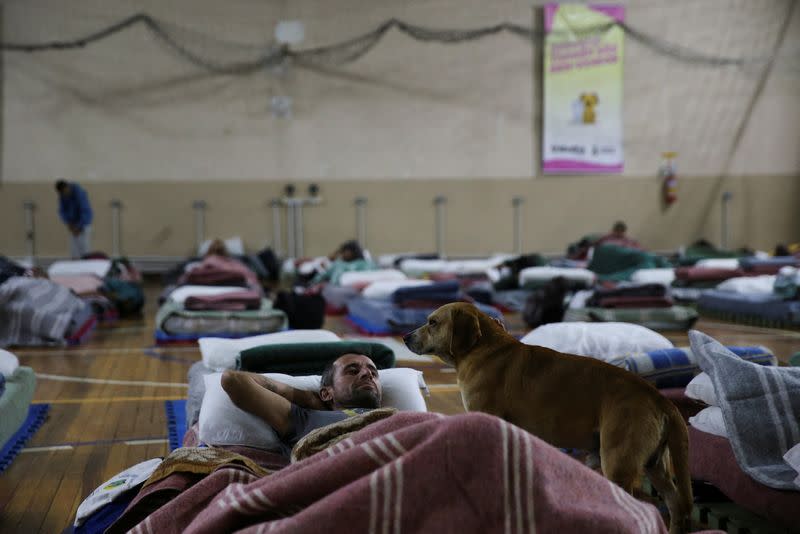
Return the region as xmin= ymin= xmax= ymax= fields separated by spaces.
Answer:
xmin=58 ymin=182 xmax=93 ymax=229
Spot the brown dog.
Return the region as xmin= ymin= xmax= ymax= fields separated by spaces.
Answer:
xmin=404 ymin=302 xmax=692 ymax=534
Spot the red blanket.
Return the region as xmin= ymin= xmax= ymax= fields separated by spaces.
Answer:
xmin=124 ymin=412 xmax=684 ymax=534
xmin=179 ymin=255 xmax=262 ymax=293
xmin=674 ymin=267 xmax=744 ymax=282
xmin=184 ymin=290 xmax=262 ymax=311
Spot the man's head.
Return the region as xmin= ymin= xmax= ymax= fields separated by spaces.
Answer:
xmin=55 ymin=179 xmax=71 ymax=196
xmin=337 ymin=240 xmax=363 ymax=262
xmin=319 ymin=353 xmax=382 ymax=410
xmin=612 ymin=221 xmax=627 ymax=237
xmin=206 ymin=238 xmax=229 ymax=257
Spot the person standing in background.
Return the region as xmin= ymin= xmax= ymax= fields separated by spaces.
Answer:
xmin=55 ymin=179 xmax=93 ymax=258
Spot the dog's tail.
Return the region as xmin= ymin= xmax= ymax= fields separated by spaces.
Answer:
xmin=665 ymin=407 xmax=693 ymax=522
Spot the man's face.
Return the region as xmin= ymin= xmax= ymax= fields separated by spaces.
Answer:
xmin=324 ymin=354 xmax=382 ymax=409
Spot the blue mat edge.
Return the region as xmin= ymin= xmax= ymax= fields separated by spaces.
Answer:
xmin=164 ymin=400 xmax=187 ymax=452
xmin=0 ymin=403 xmax=50 ymax=474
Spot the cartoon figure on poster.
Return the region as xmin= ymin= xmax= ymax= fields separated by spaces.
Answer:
xmin=572 ymin=92 xmax=599 ymax=124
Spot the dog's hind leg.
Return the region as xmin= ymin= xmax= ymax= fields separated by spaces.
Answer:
xmin=646 ymin=453 xmax=687 ymax=534
xmin=599 ymin=419 xmax=654 ymax=494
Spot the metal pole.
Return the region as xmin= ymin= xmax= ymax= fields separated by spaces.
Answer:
xmin=270 ymin=199 xmax=283 ymax=257
xmin=295 ymin=201 xmax=304 ymax=258
xmin=512 ymin=196 xmax=524 ymax=254
xmin=721 ymin=191 xmax=733 ymax=250
xmin=285 ymin=201 xmax=296 ymax=259
xmin=355 ymin=197 xmax=367 ymax=249
xmin=434 ymin=195 xmax=447 ymax=258
xmin=193 ymin=200 xmax=207 ymax=251
xmin=111 ymin=199 xmax=122 ymax=257
xmin=23 ymin=200 xmax=36 ymax=262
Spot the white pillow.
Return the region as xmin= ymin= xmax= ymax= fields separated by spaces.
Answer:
xmin=338 ymin=270 xmax=406 ymax=287
xmin=0 ymin=349 xmax=20 ymax=377
xmin=198 ymin=368 xmax=429 ymax=449
xmin=167 ymin=285 xmax=248 ymax=305
xmin=199 ymin=329 xmax=341 ymax=371
xmin=361 ymin=279 xmax=432 ymax=300
xmin=520 ymin=322 xmax=673 ymax=361
xmin=695 ymin=258 xmax=740 ymax=270
xmin=688 ymin=406 xmax=728 ymax=438
xmin=518 ymin=266 xmax=596 ymax=287
xmin=716 ymin=275 xmax=776 ymax=295
xmin=685 ymin=372 xmax=717 ymax=406
xmin=198 ymin=236 xmax=245 ymax=257
xmin=630 ymin=268 xmax=676 ymax=286
xmin=47 ymin=259 xmax=112 ymax=278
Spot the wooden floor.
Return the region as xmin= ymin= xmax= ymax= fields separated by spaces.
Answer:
xmin=1 ymin=281 xmax=800 ymax=533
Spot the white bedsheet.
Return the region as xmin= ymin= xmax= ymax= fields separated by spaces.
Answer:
xmin=47 ymin=259 xmax=111 ymax=278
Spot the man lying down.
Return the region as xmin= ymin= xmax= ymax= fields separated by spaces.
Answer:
xmin=221 ymin=353 xmax=382 ymax=456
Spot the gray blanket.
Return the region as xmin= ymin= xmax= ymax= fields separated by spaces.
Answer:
xmin=689 ymin=330 xmax=800 ymax=490
xmin=0 ymin=277 xmax=90 ymax=347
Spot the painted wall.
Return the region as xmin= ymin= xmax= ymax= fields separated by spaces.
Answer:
xmin=1 ymin=0 xmax=798 ymax=257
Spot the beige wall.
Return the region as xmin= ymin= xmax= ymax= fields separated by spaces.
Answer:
xmin=2 ymin=175 xmax=798 ymax=258
xmin=1 ymin=1 xmax=799 ymax=257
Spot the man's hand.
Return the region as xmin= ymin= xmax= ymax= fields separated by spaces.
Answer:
xmin=69 ymin=225 xmax=81 ymax=236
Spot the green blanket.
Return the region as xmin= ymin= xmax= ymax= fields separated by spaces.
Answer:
xmin=238 ymin=341 xmax=396 ymax=375
xmin=155 ymin=299 xmax=287 ymax=333
xmin=0 ymin=367 xmax=36 ymax=448
xmin=588 ymin=244 xmax=672 ymax=281
xmin=677 ymin=242 xmax=748 ymax=266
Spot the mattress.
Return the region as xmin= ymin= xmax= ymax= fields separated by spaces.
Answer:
xmin=155 ymin=299 xmax=287 ymax=336
xmin=688 ymin=426 xmax=800 ymax=528
xmin=563 ymin=305 xmax=698 ymax=331
xmin=697 ymin=290 xmax=800 ymax=327
xmin=0 ymin=367 xmax=36 ymax=449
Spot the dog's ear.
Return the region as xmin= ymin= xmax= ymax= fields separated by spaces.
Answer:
xmin=449 ymin=307 xmax=481 ymax=357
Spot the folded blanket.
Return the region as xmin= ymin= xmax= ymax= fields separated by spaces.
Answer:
xmin=392 ymin=280 xmax=462 ymax=305
xmin=740 ymin=256 xmax=800 ymax=275
xmin=361 ymin=280 xmax=432 ymax=300
xmin=238 ymin=340 xmax=396 ymax=374
xmin=608 ymin=345 xmax=775 ymax=388
xmin=563 ymin=305 xmax=698 ymax=331
xmin=166 ymin=285 xmax=250 ymax=305
xmin=588 ymin=244 xmax=672 ymax=281
xmin=596 ymin=296 xmax=673 ymax=309
xmin=179 ymin=254 xmax=261 ymax=292
xmin=689 ymin=330 xmax=800 ymax=490
xmin=674 ymin=266 xmax=745 ymax=282
xmin=184 ymin=290 xmax=262 ymax=311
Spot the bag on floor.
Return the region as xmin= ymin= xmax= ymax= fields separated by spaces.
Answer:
xmin=274 ymin=289 xmax=326 ymax=329
xmin=101 ymin=278 xmax=145 ymax=317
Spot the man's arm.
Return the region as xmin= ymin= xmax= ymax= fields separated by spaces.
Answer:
xmin=220 ymin=371 xmax=325 ymax=436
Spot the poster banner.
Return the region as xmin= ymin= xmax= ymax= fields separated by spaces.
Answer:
xmin=542 ymin=3 xmax=625 ymax=174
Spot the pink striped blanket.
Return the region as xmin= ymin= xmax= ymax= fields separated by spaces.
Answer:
xmin=113 ymin=412 xmax=727 ymax=534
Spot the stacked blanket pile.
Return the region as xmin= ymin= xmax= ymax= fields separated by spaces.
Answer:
xmin=347 ymin=281 xmax=503 ymax=335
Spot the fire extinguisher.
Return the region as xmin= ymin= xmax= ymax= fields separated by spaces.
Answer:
xmin=660 ymin=151 xmax=678 ymax=205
